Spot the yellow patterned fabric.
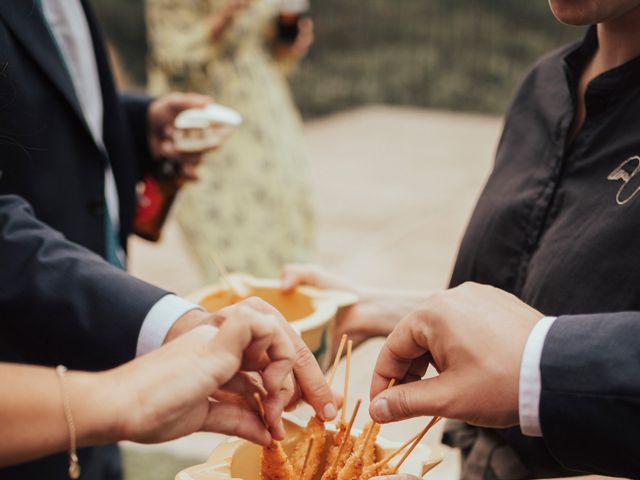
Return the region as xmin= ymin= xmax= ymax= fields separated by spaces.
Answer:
xmin=146 ymin=0 xmax=314 ymax=279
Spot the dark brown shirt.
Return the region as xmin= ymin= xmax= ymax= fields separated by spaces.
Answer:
xmin=447 ymin=26 xmax=640 ymax=477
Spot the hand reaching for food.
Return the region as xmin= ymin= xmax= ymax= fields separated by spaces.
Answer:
xmin=281 ymin=264 xmax=432 ymax=356
xmin=114 ymin=302 xmax=298 ymax=446
xmin=369 ymin=282 xmax=543 ymax=427
xmin=0 ymin=303 xmax=299 ymax=466
xmin=214 ymin=297 xmax=338 ymax=429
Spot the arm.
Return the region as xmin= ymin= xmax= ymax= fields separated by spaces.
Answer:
xmin=368 ymin=283 xmax=640 ymax=478
xmin=0 ymin=303 xmax=299 ymax=467
xmin=539 ymin=313 xmax=640 ymax=477
xmin=120 ymin=91 xmax=154 ymax=174
xmin=0 ymin=195 xmax=167 ymax=369
xmin=281 ymin=265 xmax=431 ymax=354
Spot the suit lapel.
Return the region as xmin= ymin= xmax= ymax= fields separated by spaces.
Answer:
xmin=0 ymin=0 xmax=92 ymax=138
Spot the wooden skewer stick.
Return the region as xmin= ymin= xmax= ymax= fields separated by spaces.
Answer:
xmin=326 ymin=334 xmax=348 ymax=388
xmin=253 ymin=392 xmax=269 ymax=430
xmin=340 ymin=340 xmax=353 ymax=423
xmin=376 ymin=431 xmax=422 ymax=469
xmin=422 ymin=458 xmax=443 ymax=476
xmin=209 ymin=252 xmax=249 ymax=298
xmin=209 ymin=252 xmax=233 ymax=289
xmin=300 ymin=437 xmax=315 ymax=478
xmin=362 ymin=418 xmax=377 ymax=447
xmin=329 ymin=399 xmax=362 ymax=471
xmin=362 ymin=378 xmax=397 ymax=443
xmin=391 ymin=416 xmax=442 ymax=474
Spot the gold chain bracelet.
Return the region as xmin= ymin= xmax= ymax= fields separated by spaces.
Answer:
xmin=56 ymin=365 xmax=81 ymax=479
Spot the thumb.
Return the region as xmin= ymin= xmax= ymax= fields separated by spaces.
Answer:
xmin=169 ymin=93 xmax=212 ymax=114
xmin=369 ymin=376 xmax=451 ymax=423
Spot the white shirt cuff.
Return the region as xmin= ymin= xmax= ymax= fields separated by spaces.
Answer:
xmin=136 ymin=294 xmax=203 ymax=356
xmin=519 ymin=316 xmax=557 ymax=437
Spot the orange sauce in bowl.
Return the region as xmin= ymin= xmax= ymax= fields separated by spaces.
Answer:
xmin=199 ymin=286 xmax=315 ymax=323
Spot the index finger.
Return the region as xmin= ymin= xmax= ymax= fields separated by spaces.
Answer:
xmin=370 ymin=311 xmax=431 ymax=400
xmin=169 ymin=93 xmax=212 ymax=113
xmin=236 ymin=297 xmax=337 ymax=421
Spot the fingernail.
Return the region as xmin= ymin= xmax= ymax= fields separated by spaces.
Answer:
xmin=323 ymin=402 xmax=337 ymax=421
xmin=371 ymin=398 xmax=392 ymax=423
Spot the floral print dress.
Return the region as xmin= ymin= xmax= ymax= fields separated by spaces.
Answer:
xmin=146 ymin=0 xmax=314 ymax=279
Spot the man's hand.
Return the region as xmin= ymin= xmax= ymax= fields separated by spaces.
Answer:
xmin=111 ymin=306 xmax=296 ymax=446
xmin=281 ymin=264 xmax=428 ymax=357
xmin=164 ymin=298 xmax=337 ymax=433
xmin=369 ymin=282 xmax=543 ymax=428
xmin=147 ymin=92 xmax=212 ymax=180
xmin=213 ymin=297 xmax=338 ymax=425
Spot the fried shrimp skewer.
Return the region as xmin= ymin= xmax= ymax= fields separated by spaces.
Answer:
xmin=290 ymin=335 xmax=349 ymax=478
xmin=320 ymin=400 xmax=362 ymax=480
xmin=338 ymin=379 xmax=397 ymax=479
xmin=325 ymin=340 xmax=355 ymax=470
xmin=358 ymin=432 xmax=421 ymax=480
xmin=291 ymin=415 xmax=327 ymax=480
xmin=351 ymin=379 xmax=396 ymax=471
xmin=261 ymin=441 xmax=295 ymax=480
xmin=299 ymin=438 xmax=315 ymax=479
xmin=337 ymin=420 xmax=375 ymax=480
xmin=255 ymin=393 xmax=294 ymax=480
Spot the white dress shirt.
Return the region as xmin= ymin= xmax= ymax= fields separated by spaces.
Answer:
xmin=41 ymin=0 xmax=201 ymax=356
xmin=519 ymin=316 xmax=558 ymax=437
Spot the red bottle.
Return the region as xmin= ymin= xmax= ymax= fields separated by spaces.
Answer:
xmin=133 ymin=160 xmax=184 ymax=242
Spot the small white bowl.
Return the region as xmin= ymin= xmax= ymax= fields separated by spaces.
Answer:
xmin=189 ymin=274 xmax=358 ymax=371
xmin=174 ymin=104 xmax=243 ymax=152
xmin=175 ymin=414 xmax=442 ymax=480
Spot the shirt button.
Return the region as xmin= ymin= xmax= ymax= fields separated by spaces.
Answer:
xmin=88 ymin=199 xmax=104 ymax=216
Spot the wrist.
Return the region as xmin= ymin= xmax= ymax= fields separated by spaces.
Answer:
xmin=164 ymin=309 xmax=215 ymax=344
xmin=67 ymin=371 xmax=124 ymax=447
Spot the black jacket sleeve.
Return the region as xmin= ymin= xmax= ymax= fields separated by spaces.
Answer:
xmin=540 ymin=313 xmax=640 ymax=478
xmin=120 ymin=91 xmax=155 ymax=176
xmin=0 ymin=195 xmax=168 ymax=370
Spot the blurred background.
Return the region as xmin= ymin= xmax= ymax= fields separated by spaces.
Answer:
xmin=96 ymin=0 xmax=580 ymax=116
xmin=93 ymin=1 xmax=583 ymax=478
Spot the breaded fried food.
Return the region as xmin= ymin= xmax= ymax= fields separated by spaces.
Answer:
xmin=325 ymin=420 xmax=355 ymax=471
xmin=291 ymin=416 xmax=327 ymax=480
xmin=337 ymin=447 xmax=365 ymax=480
xmin=337 ymin=421 xmax=380 ymax=480
xmin=359 ymin=463 xmax=395 ymax=480
xmin=360 ymin=422 xmax=380 ymax=467
xmin=260 ymin=441 xmax=294 ymax=480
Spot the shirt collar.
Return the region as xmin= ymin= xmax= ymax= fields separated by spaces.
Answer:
xmin=564 ymin=25 xmax=640 ymax=94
